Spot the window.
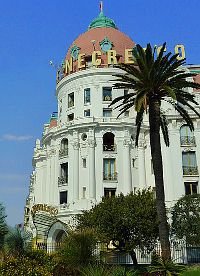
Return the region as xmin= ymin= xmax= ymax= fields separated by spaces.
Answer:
xmin=84 ymin=109 xmax=90 ymax=117
xmin=59 ymin=139 xmax=68 ymax=158
xmin=83 ymin=187 xmax=86 ymax=199
xmin=60 ymin=163 xmax=68 ymax=183
xmin=68 ymin=93 xmax=74 ymax=108
xmin=102 ymin=87 xmax=112 ymax=101
xmin=103 ymin=132 xmax=115 ymax=151
xmin=124 ymin=89 xmax=129 ymax=96
xmin=180 ymin=125 xmax=195 ymax=146
xmin=182 ymin=152 xmax=198 ymax=175
xmin=185 ymin=182 xmax=198 ymax=195
xmin=68 ymin=113 xmax=74 ymax=121
xmin=124 ymin=111 xmax=129 ymax=117
xmin=104 ymin=188 xmax=116 ymax=198
xmin=103 ymin=158 xmax=117 ymax=181
xmin=84 ymin=88 xmax=90 ymax=104
xmin=60 ymin=191 xmax=68 ymax=204
xmin=103 ymin=108 xmax=112 ymax=117
xmin=61 ymin=138 xmax=68 ymax=150
xmin=132 ymin=158 xmax=136 ymax=168
xmin=83 ymin=158 xmax=86 ymax=168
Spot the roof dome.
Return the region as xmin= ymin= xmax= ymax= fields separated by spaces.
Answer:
xmin=63 ymin=11 xmax=135 ymax=76
xmin=88 ymin=11 xmax=117 ymax=30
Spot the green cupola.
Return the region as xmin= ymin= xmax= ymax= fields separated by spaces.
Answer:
xmin=88 ymin=11 xmax=118 ymax=30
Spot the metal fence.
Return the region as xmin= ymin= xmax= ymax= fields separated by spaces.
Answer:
xmin=35 ymin=240 xmax=200 ymax=264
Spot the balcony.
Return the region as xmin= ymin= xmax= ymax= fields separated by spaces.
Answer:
xmin=183 ymin=166 xmax=198 ymax=176
xmin=59 ymin=148 xmax=68 ymax=158
xmin=103 ymin=172 xmax=118 ymax=181
xmin=58 ymin=176 xmax=68 ymax=186
xmin=103 ymin=144 xmax=117 ymax=152
xmin=180 ymin=136 xmax=196 ymax=146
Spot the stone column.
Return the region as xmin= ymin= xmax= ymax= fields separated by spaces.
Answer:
xmin=138 ymin=139 xmax=147 ymax=189
xmin=123 ymin=138 xmax=132 ymax=194
xmin=73 ymin=140 xmax=79 ymax=200
xmin=88 ymin=139 xmax=96 ymax=199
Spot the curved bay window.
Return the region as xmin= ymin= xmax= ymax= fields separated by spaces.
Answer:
xmin=59 ymin=139 xmax=68 ymax=158
xmin=103 ymin=132 xmax=116 ymax=151
xmin=180 ymin=125 xmax=195 ymax=146
xmin=182 ymin=151 xmax=198 ymax=175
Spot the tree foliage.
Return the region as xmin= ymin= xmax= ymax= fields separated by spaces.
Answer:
xmin=171 ymin=194 xmax=200 ymax=245
xmin=77 ymin=189 xmax=159 ymax=259
xmin=0 ymin=203 xmax=8 ymax=249
xmin=4 ymin=226 xmax=32 ymax=256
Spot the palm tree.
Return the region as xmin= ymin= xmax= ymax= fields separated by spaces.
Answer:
xmin=110 ymin=43 xmax=200 ymax=261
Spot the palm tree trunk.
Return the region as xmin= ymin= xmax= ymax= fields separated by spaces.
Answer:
xmin=149 ymin=99 xmax=171 ymax=261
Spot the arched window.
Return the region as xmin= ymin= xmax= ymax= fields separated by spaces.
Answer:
xmin=59 ymin=139 xmax=68 ymax=158
xmin=180 ymin=125 xmax=195 ymax=146
xmin=103 ymin=132 xmax=115 ymax=151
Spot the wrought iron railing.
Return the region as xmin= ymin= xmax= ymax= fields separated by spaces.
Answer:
xmin=183 ymin=166 xmax=198 ymax=175
xmin=59 ymin=148 xmax=68 ymax=158
xmin=103 ymin=172 xmax=117 ymax=181
xmin=180 ymin=136 xmax=196 ymax=146
xmin=103 ymin=144 xmax=117 ymax=152
xmin=58 ymin=176 xmax=68 ymax=186
xmin=34 ymin=240 xmax=200 ymax=264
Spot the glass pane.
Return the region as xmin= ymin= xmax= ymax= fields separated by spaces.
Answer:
xmin=68 ymin=93 xmax=74 ymax=107
xmin=84 ymin=109 xmax=90 ymax=117
xmin=185 ymin=183 xmax=191 ymax=195
xmin=60 ymin=191 xmax=67 ymax=204
xmin=84 ymin=88 xmax=90 ymax=104
xmin=182 ymin=152 xmax=197 ymax=167
xmin=192 ymin=184 xmax=198 ymax=194
xmin=103 ymin=109 xmax=112 ymax=117
xmin=103 ymin=87 xmax=112 ymax=101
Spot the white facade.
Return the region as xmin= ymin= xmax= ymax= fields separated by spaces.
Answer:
xmin=24 ymin=12 xmax=200 ymax=244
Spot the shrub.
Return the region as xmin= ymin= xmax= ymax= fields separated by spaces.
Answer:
xmin=0 ymin=255 xmax=53 ymax=276
xmin=57 ymin=228 xmax=98 ymax=271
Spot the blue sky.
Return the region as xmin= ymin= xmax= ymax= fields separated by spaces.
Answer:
xmin=0 ymin=0 xmax=199 ymax=226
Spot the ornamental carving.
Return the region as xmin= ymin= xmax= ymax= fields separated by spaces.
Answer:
xmin=88 ymin=139 xmax=96 ymax=148
xmin=73 ymin=141 xmax=79 ymax=150
xmin=100 ymin=37 xmax=113 ymax=53
xmin=123 ymin=139 xmax=131 ymax=147
xmin=70 ymin=44 xmax=81 ymax=60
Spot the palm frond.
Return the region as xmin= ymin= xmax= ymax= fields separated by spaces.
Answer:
xmin=174 ymin=103 xmax=194 ymax=131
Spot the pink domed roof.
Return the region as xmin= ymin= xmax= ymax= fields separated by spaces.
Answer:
xmin=66 ymin=27 xmax=135 ymax=62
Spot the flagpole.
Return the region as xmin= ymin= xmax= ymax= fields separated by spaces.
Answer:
xmin=100 ymin=1 xmax=103 ymax=13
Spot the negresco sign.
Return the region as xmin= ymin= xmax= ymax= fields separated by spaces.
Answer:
xmin=31 ymin=204 xmax=58 ymax=216
xmin=63 ymin=44 xmax=185 ymax=75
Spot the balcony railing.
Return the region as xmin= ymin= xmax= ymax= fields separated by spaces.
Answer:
xmin=183 ymin=166 xmax=198 ymax=175
xmin=59 ymin=148 xmax=68 ymax=158
xmin=58 ymin=176 xmax=68 ymax=186
xmin=103 ymin=144 xmax=117 ymax=152
xmin=103 ymin=172 xmax=117 ymax=181
xmin=180 ymin=136 xmax=196 ymax=146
